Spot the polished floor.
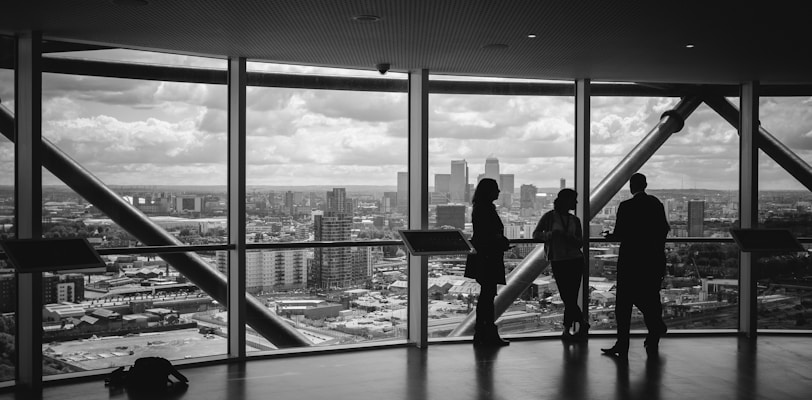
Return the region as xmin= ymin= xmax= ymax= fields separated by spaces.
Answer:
xmin=2 ymin=335 xmax=811 ymax=400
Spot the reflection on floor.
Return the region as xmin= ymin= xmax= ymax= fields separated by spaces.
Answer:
xmin=2 ymin=335 xmax=811 ymax=400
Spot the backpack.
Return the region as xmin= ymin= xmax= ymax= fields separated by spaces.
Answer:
xmin=105 ymin=357 xmax=188 ymax=392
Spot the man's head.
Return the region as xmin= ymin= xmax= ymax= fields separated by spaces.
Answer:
xmin=630 ymin=173 xmax=647 ymax=194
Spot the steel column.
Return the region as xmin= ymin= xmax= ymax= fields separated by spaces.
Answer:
xmin=738 ymin=82 xmax=759 ymax=338
xmin=14 ymin=30 xmax=43 ymax=393
xmin=704 ymin=95 xmax=812 ymax=192
xmin=407 ymin=70 xmax=429 ymax=347
xmin=0 ymin=107 xmax=310 ymax=348
xmin=227 ymin=57 xmax=247 ymax=358
xmin=590 ymin=95 xmax=703 ymax=219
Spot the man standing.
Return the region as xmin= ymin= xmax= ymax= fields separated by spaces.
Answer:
xmin=602 ymin=173 xmax=670 ymax=357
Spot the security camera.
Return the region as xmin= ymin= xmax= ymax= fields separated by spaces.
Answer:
xmin=376 ymin=63 xmax=390 ymax=75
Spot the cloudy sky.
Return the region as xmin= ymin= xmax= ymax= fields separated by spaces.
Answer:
xmin=1 ymin=48 xmax=811 ymax=192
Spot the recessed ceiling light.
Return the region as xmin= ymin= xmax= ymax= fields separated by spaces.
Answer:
xmin=352 ymin=15 xmax=382 ymax=23
xmin=482 ymin=43 xmax=509 ymax=50
xmin=685 ymin=44 xmax=695 ymax=48
xmin=110 ymin=0 xmax=149 ymax=6
xmin=527 ymin=34 xmax=537 ymax=38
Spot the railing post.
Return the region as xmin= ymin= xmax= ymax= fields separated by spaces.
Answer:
xmin=408 ymin=69 xmax=429 ymax=347
xmin=739 ymin=82 xmax=758 ymax=338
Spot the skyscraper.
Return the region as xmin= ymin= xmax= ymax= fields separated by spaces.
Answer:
xmin=314 ymin=213 xmax=353 ymax=288
xmin=499 ymin=174 xmax=514 ymax=208
xmin=434 ymin=173 xmax=450 ymax=193
xmin=450 ymin=160 xmax=469 ymax=203
xmin=560 ymin=178 xmax=566 ymax=190
xmin=326 ymin=188 xmax=347 ymax=214
xmin=520 ymin=184 xmax=537 ymax=210
xmin=484 ymin=157 xmax=500 ymax=181
xmin=397 ymin=171 xmax=408 ymax=212
xmin=688 ymin=200 xmax=705 ymax=237
xmin=313 ymin=188 xmax=354 ymax=288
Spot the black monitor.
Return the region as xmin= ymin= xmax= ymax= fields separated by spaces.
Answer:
xmin=0 ymin=237 xmax=107 ymax=273
xmin=398 ymin=229 xmax=473 ymax=256
xmin=729 ymin=228 xmax=805 ymax=253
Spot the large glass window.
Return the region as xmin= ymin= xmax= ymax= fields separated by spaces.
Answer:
xmin=756 ymin=97 xmax=812 ymax=330
xmin=38 ymin=46 xmax=228 ymax=376
xmin=0 ymin=34 xmax=15 ymax=383
xmin=428 ymin=77 xmax=575 ymax=338
xmin=245 ymin=62 xmax=409 ymax=348
xmin=590 ymin=95 xmax=740 ymax=331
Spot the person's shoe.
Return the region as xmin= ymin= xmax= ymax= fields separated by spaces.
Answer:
xmin=644 ymin=326 xmax=666 ymax=348
xmin=601 ymin=344 xmax=628 ymax=358
xmin=561 ymin=328 xmax=575 ymax=342
xmin=474 ymin=337 xmax=510 ymax=347
xmin=645 ymin=341 xmax=659 ymax=356
xmin=490 ymin=337 xmax=510 ymax=347
xmin=573 ymin=323 xmax=590 ymax=342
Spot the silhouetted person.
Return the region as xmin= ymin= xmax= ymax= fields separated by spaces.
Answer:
xmin=465 ymin=178 xmax=511 ymax=347
xmin=602 ymin=173 xmax=670 ymax=358
xmin=533 ymin=188 xmax=588 ymax=342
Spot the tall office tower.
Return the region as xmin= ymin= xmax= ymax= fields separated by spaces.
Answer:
xmin=499 ymin=174 xmax=514 ymax=208
xmin=560 ymin=178 xmax=566 ymax=189
xmin=450 ymin=160 xmax=469 ymax=203
xmin=504 ymin=224 xmax=521 ymax=239
xmin=326 ymin=188 xmax=347 ymax=214
xmin=313 ymin=213 xmax=353 ymax=289
xmin=484 ymin=157 xmax=500 ymax=181
xmin=351 ymin=247 xmax=374 ymax=283
xmin=397 ymin=171 xmax=408 ymax=212
xmin=382 ymin=192 xmax=397 ymax=213
xmin=435 ymin=204 xmax=466 ymax=229
xmin=688 ymin=200 xmax=705 ymax=237
xmin=284 ymin=191 xmax=295 ymax=215
xmin=435 ymin=173 xmax=451 ymax=193
xmin=520 ymin=184 xmax=537 ymax=210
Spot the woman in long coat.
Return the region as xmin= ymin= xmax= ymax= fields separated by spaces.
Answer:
xmin=464 ymin=178 xmax=511 ymax=346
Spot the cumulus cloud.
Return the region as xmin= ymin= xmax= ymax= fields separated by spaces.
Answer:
xmin=12 ymin=50 xmax=812 ymax=190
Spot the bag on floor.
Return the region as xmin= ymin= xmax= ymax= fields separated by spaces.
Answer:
xmin=105 ymin=356 xmax=188 ymax=392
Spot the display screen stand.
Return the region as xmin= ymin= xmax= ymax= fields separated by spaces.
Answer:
xmin=398 ymin=229 xmax=473 ymax=256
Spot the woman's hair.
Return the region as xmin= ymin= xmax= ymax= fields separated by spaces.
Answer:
xmin=553 ymin=188 xmax=577 ymax=211
xmin=472 ymin=178 xmax=499 ymax=204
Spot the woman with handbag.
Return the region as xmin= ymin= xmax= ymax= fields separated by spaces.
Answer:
xmin=533 ymin=188 xmax=589 ymax=342
xmin=464 ymin=178 xmax=511 ymax=347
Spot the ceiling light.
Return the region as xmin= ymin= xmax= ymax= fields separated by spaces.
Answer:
xmin=110 ymin=0 xmax=149 ymax=6
xmin=352 ymin=15 xmax=381 ymax=23
xmin=527 ymin=34 xmax=537 ymax=38
xmin=685 ymin=44 xmax=695 ymax=48
xmin=482 ymin=43 xmax=509 ymax=50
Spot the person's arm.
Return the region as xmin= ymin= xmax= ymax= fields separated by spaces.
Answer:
xmin=532 ymin=212 xmax=552 ymax=242
xmin=570 ymin=215 xmax=583 ymax=248
xmin=605 ymin=203 xmax=624 ymax=241
xmin=658 ymin=200 xmax=670 ymax=237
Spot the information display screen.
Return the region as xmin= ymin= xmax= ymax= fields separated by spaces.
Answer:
xmin=398 ymin=229 xmax=473 ymax=256
xmin=1 ymin=238 xmax=107 ymax=273
xmin=729 ymin=228 xmax=805 ymax=252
